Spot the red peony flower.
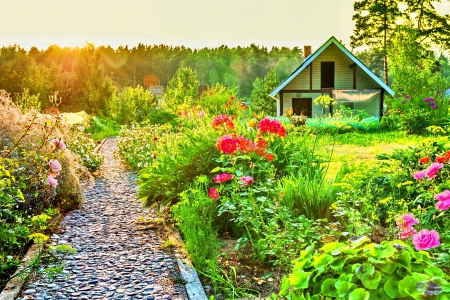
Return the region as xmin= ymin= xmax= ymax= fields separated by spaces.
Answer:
xmin=214 ymin=173 xmax=233 ymax=183
xmin=209 ymin=187 xmax=219 ymax=199
xmin=419 ymin=157 xmax=430 ymax=164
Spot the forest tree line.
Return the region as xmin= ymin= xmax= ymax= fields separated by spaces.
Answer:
xmin=1 ymin=0 xmax=450 ymax=114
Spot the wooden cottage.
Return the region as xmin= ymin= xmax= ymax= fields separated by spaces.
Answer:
xmin=270 ymin=36 xmax=395 ymax=118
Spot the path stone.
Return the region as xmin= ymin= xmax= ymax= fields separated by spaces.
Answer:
xmin=17 ymin=138 xmax=188 ymax=300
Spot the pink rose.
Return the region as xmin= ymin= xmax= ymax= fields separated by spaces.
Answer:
xmin=209 ymin=187 xmax=219 ymax=199
xmin=50 ymin=139 xmax=67 ymax=150
xmin=240 ymin=176 xmax=254 ymax=187
xmin=413 ymin=170 xmax=426 ymax=180
xmin=48 ymin=159 xmax=62 ymax=173
xmin=396 ymin=213 xmax=419 ymax=228
xmin=425 ymin=162 xmax=444 ymax=180
xmin=434 ymin=190 xmax=450 ymax=202
xmin=434 ymin=190 xmax=450 ymax=210
xmin=412 ymin=229 xmax=440 ymax=250
xmin=46 ymin=175 xmax=58 ymax=187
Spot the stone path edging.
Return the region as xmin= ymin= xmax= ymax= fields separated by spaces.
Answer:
xmin=0 ymin=243 xmax=44 ymax=300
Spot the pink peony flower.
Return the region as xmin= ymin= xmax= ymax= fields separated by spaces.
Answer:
xmin=240 ymin=176 xmax=254 ymax=187
xmin=48 ymin=159 xmax=62 ymax=173
xmin=396 ymin=214 xmax=419 ymax=228
xmin=425 ymin=162 xmax=444 ymax=180
xmin=413 ymin=170 xmax=426 ymax=180
xmin=412 ymin=229 xmax=440 ymax=250
xmin=46 ymin=175 xmax=58 ymax=187
xmin=214 ymin=173 xmax=233 ymax=183
xmin=209 ymin=187 xmax=219 ymax=199
xmin=50 ymin=139 xmax=67 ymax=150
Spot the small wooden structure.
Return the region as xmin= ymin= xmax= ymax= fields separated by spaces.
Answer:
xmin=270 ymin=37 xmax=395 ymax=118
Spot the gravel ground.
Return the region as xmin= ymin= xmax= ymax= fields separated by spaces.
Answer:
xmin=18 ymin=138 xmax=188 ymax=300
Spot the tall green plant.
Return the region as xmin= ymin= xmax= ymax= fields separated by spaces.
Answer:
xmin=161 ymin=66 xmax=199 ymax=113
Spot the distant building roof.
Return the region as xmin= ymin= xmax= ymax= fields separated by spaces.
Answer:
xmin=270 ymin=36 xmax=395 ymax=97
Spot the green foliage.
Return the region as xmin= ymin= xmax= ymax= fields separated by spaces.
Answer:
xmin=386 ymin=26 xmax=450 ymax=134
xmin=146 ymin=108 xmax=180 ymax=127
xmin=162 ymin=66 xmax=199 ymax=113
xmin=85 ymin=116 xmax=121 ymax=141
xmin=105 ymin=85 xmax=155 ymax=124
xmin=273 ymin=239 xmax=450 ymax=300
xmin=250 ymin=68 xmax=279 ymax=116
xmin=66 ymin=121 xmax=104 ymax=172
xmin=197 ymin=85 xmax=244 ymax=117
xmin=13 ymin=88 xmax=41 ymax=113
xmin=117 ymin=122 xmax=174 ymax=170
xmin=135 ymin=118 xmax=220 ymax=209
xmin=171 ymin=179 xmax=220 ymax=270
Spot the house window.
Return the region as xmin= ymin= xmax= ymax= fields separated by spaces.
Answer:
xmin=321 ymin=62 xmax=335 ymax=89
xmin=339 ymin=101 xmax=355 ymax=111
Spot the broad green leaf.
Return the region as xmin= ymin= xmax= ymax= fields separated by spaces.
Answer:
xmin=313 ymin=254 xmax=333 ymax=269
xmin=384 ymin=278 xmax=401 ymax=298
xmin=349 ymin=288 xmax=370 ymax=300
xmin=337 ymin=281 xmax=357 ymax=298
xmin=376 ymin=258 xmax=396 ymax=274
xmin=289 ymin=270 xmax=310 ymax=289
xmin=361 ymin=270 xmax=382 ymax=290
xmin=424 ymin=266 xmax=444 ymax=278
xmin=321 ymin=242 xmax=346 ymax=254
xmin=321 ymin=278 xmax=338 ymax=297
xmin=398 ymin=276 xmax=421 ymax=298
xmin=210 ymin=167 xmax=221 ymax=173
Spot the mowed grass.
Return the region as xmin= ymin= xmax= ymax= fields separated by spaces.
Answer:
xmin=315 ymin=131 xmax=425 ymax=179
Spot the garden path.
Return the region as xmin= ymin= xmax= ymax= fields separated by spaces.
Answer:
xmin=18 ymin=138 xmax=188 ymax=300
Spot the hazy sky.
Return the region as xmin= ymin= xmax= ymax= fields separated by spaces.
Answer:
xmin=1 ymin=0 xmax=450 ymax=51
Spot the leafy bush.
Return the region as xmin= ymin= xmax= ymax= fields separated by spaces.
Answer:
xmin=136 ymin=118 xmax=220 ymax=209
xmin=273 ymin=238 xmax=450 ymax=300
xmin=171 ymin=178 xmax=220 ymax=270
xmin=105 ymin=85 xmax=156 ymax=124
xmin=161 ymin=66 xmax=199 ymax=113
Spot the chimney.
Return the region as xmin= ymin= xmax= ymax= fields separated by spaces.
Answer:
xmin=304 ymin=45 xmax=311 ymax=59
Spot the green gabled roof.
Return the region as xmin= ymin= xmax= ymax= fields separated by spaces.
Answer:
xmin=270 ymin=36 xmax=395 ymax=97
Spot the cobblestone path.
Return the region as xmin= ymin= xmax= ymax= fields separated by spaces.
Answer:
xmin=19 ymin=138 xmax=188 ymax=300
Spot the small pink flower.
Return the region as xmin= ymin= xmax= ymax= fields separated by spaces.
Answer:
xmin=425 ymin=162 xmax=444 ymax=180
xmin=50 ymin=139 xmax=67 ymax=150
xmin=46 ymin=175 xmax=58 ymax=187
xmin=412 ymin=229 xmax=440 ymax=250
xmin=436 ymin=200 xmax=450 ymax=210
xmin=48 ymin=159 xmax=62 ymax=173
xmin=413 ymin=170 xmax=426 ymax=180
xmin=396 ymin=214 xmax=419 ymax=228
xmin=214 ymin=173 xmax=233 ymax=184
xmin=399 ymin=226 xmax=417 ymax=240
xmin=240 ymin=176 xmax=254 ymax=187
xmin=209 ymin=187 xmax=219 ymax=199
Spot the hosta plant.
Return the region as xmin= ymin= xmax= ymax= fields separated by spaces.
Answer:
xmin=272 ymin=237 xmax=450 ymax=300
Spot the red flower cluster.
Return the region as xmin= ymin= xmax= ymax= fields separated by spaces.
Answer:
xmin=435 ymin=151 xmax=450 ymax=164
xmin=214 ymin=173 xmax=233 ymax=183
xmin=258 ymin=118 xmax=286 ymax=137
xmin=212 ymin=115 xmax=235 ymax=130
xmin=419 ymin=157 xmax=430 ymax=164
xmin=215 ymin=134 xmax=275 ymax=161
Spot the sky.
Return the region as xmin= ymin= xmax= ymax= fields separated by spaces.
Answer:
xmin=1 ymin=0 xmax=450 ymax=52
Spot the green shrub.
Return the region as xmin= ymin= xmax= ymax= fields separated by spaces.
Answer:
xmin=171 ymin=179 xmax=220 ymax=271
xmin=106 ymin=85 xmax=156 ymax=124
xmin=273 ymin=238 xmax=450 ymax=300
